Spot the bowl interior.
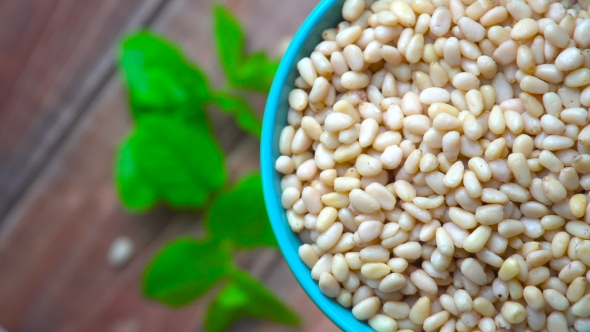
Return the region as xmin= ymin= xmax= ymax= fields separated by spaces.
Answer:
xmin=261 ymin=0 xmax=373 ymax=331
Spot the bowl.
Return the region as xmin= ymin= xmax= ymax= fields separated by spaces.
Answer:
xmin=261 ymin=0 xmax=372 ymax=330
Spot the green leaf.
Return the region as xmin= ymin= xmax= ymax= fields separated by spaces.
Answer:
xmin=118 ymin=31 xmax=211 ymax=121
xmin=213 ymin=6 xmax=279 ymax=92
xmin=236 ymin=51 xmax=280 ymax=92
xmin=118 ymin=114 xmax=226 ymax=210
xmin=213 ymin=5 xmax=243 ymax=78
xmin=115 ymin=137 xmax=159 ymax=211
xmin=206 ymin=173 xmax=277 ymax=249
xmin=204 ymin=270 xmax=300 ymax=332
xmin=210 ymin=92 xmax=262 ymax=138
xmin=143 ymin=237 xmax=232 ymax=307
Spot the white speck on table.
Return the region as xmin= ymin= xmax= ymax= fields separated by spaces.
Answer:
xmin=108 ymin=236 xmax=134 ymax=268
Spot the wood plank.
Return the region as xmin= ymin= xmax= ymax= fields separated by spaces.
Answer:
xmin=0 ymin=81 xmax=176 ymax=331
xmin=0 ymin=0 xmax=168 ymax=220
xmin=0 ymin=0 xmax=338 ymax=331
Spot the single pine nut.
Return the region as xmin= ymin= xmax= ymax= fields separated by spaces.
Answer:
xmin=368 ymin=314 xmax=398 ymax=332
xmin=543 ymin=289 xmax=569 ymax=311
xmin=319 ymin=272 xmax=341 ymax=298
xmin=501 ymin=301 xmax=527 ymax=324
xmin=352 ymin=296 xmax=381 ymax=320
xmin=409 ymin=296 xmax=431 ymax=324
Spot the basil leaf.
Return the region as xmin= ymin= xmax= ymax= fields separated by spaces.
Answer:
xmin=122 ymin=114 xmax=225 ymax=209
xmin=235 ymin=51 xmax=280 ymax=93
xmin=203 ymin=282 xmax=248 ymax=332
xmin=213 ymin=6 xmax=279 ymax=93
xmin=143 ymin=237 xmax=232 ymax=307
xmin=206 ymin=173 xmax=277 ymax=249
xmin=204 ymin=270 xmax=300 ymax=331
xmin=210 ymin=92 xmax=262 ymax=138
xmin=115 ymin=137 xmax=158 ymax=211
xmin=213 ymin=5 xmax=244 ymax=86
xmin=119 ymin=32 xmax=211 ymax=121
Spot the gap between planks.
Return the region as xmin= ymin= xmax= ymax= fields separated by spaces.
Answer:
xmin=0 ymin=0 xmax=170 ymax=228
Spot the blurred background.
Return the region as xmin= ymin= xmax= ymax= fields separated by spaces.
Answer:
xmin=0 ymin=0 xmax=339 ymax=331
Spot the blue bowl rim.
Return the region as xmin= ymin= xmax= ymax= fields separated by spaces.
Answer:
xmin=261 ymin=1 xmax=372 ymax=331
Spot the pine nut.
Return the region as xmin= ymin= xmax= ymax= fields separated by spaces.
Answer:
xmin=461 ymin=258 xmax=488 ymax=285
xmin=319 ymin=272 xmax=341 ymax=298
xmin=425 ymin=9 xmax=448 ymax=37
xmin=543 ymin=289 xmax=569 ymax=311
xmin=541 ymin=176 xmax=567 ymax=203
xmin=280 ymin=2 xmax=590 ymax=327
xmin=409 ymin=296 xmax=431 ymax=324
xmin=393 ymin=242 xmax=422 ymax=260
xmin=565 ymin=68 xmax=590 ymax=87
xmin=383 ymin=301 xmax=410 ymax=321
xmin=501 ymin=301 xmax=527 ymax=324
xmin=511 ymin=18 xmax=539 ymax=40
xmin=337 ymin=25 xmax=363 ymax=47
xmin=361 ymin=262 xmax=391 ymax=279
xmin=544 ymin=22 xmax=570 ymax=48
xmin=341 ymin=71 xmax=370 ymax=89
xmin=520 ymin=75 xmax=549 ymax=94
xmin=410 ymin=269 xmax=438 ymax=294
xmin=342 ymin=0 xmax=365 ymax=21
xmin=463 ymin=226 xmax=492 ymax=253
xmin=352 ymin=296 xmax=381 ymax=320
xmin=498 ymin=220 xmax=525 ymax=241
xmin=457 ymin=17 xmax=485 ymax=42
xmin=368 ymin=314 xmax=398 ymax=332
xmin=454 ymin=289 xmax=473 ymax=312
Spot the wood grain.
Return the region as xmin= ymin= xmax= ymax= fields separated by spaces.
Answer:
xmin=0 ymin=0 xmax=168 ymax=220
xmin=0 ymin=0 xmax=338 ymax=331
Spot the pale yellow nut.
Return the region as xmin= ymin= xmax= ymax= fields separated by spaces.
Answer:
xmin=501 ymin=301 xmax=526 ymax=324
xmin=498 ymin=257 xmax=521 ymax=281
xmin=570 ymin=194 xmax=588 ymax=218
xmin=361 ymin=262 xmax=391 ymax=279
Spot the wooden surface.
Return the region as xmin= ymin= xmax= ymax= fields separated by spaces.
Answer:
xmin=0 ymin=0 xmax=340 ymax=331
xmin=0 ymin=0 xmax=167 ymax=220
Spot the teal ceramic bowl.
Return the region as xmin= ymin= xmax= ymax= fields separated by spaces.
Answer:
xmin=261 ymin=0 xmax=372 ymax=331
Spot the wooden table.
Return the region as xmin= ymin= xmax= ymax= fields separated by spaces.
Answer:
xmin=0 ymin=0 xmax=340 ymax=331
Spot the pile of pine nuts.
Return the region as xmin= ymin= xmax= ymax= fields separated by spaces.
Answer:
xmin=276 ymin=0 xmax=590 ymax=330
